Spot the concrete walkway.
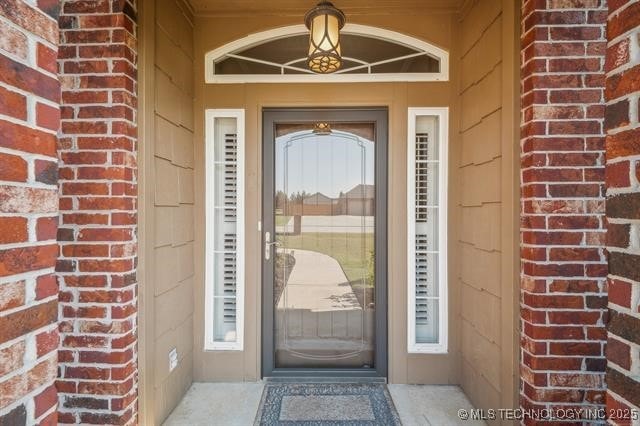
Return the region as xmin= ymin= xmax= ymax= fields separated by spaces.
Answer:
xmin=275 ymin=249 xmax=370 ymax=364
xmin=163 ymin=383 xmax=486 ymax=426
xmin=278 ymin=249 xmax=359 ymax=312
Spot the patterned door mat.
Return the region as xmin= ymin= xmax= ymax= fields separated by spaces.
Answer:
xmin=254 ymin=383 xmax=402 ymax=425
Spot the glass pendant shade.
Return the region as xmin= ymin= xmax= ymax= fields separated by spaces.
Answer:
xmin=304 ymin=1 xmax=345 ymax=73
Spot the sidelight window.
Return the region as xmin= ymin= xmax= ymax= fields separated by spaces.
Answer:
xmin=407 ymin=108 xmax=448 ymax=353
xmin=205 ymin=109 xmax=245 ymax=350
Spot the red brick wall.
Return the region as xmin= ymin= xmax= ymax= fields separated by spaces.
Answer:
xmin=520 ymin=0 xmax=609 ymax=421
xmin=0 ymin=1 xmax=61 ymax=424
xmin=56 ymin=1 xmax=138 ymax=424
xmin=604 ymin=0 xmax=640 ymax=422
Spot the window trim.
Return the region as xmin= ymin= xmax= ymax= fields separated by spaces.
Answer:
xmin=204 ymin=109 xmax=245 ymax=351
xmin=407 ymin=107 xmax=448 ymax=354
xmin=205 ymin=24 xmax=449 ymax=84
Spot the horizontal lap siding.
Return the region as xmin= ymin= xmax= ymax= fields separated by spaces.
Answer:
xmin=0 ymin=1 xmax=60 ymax=425
xmin=520 ymin=0 xmax=608 ymax=422
xmin=604 ymin=0 xmax=640 ymax=422
xmin=152 ymin=0 xmax=195 ymax=422
xmin=459 ymin=0 xmax=505 ymax=417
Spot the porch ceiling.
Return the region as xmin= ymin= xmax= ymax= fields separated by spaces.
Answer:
xmin=186 ymin=0 xmax=464 ymax=16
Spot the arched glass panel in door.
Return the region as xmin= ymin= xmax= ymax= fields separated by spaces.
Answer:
xmin=274 ymin=123 xmax=376 ymax=369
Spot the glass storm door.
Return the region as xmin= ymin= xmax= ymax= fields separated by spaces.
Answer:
xmin=262 ymin=109 xmax=387 ymax=377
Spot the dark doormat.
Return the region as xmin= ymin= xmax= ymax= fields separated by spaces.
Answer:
xmin=254 ymin=383 xmax=402 ymax=425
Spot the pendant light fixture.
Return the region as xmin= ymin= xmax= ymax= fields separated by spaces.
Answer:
xmin=304 ymin=1 xmax=346 ymax=74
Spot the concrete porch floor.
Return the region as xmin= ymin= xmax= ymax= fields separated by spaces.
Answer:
xmin=163 ymin=382 xmax=485 ymax=425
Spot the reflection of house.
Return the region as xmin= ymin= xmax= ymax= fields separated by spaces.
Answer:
xmin=286 ymin=192 xmax=334 ymax=215
xmin=302 ymin=192 xmax=334 ymax=205
xmin=338 ymin=184 xmax=375 ymax=216
xmin=287 ymin=185 xmax=375 ymax=216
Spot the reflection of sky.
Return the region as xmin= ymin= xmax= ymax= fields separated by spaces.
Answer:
xmin=275 ymin=131 xmax=375 ymax=198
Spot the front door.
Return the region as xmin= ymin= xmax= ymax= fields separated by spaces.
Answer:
xmin=262 ymin=108 xmax=388 ymax=378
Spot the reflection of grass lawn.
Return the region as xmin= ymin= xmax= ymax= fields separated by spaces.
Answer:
xmin=279 ymin=232 xmax=374 ymax=283
xmin=275 ymin=215 xmax=291 ymax=226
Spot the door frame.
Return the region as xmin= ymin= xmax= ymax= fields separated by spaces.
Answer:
xmin=261 ymin=107 xmax=388 ymax=379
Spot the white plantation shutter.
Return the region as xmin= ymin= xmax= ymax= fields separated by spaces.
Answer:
xmin=205 ymin=111 xmax=245 ymax=351
xmin=414 ymin=135 xmax=435 ymax=340
xmin=408 ymin=108 xmax=448 ymax=353
xmin=222 ymin=129 xmax=238 ymax=315
xmin=222 ymin=133 xmax=238 ymax=324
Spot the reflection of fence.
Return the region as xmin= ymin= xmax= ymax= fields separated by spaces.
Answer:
xmin=285 ymin=204 xmax=334 ymax=216
xmin=275 ymin=307 xmax=376 ymax=367
xmin=285 ymin=200 xmax=374 ymax=216
xmin=279 ymin=307 xmax=374 ymax=340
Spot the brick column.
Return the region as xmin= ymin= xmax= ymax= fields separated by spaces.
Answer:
xmin=56 ymin=1 xmax=138 ymax=424
xmin=0 ymin=1 xmax=61 ymax=424
xmin=520 ymin=0 xmax=608 ymax=421
xmin=604 ymin=1 xmax=640 ymax=422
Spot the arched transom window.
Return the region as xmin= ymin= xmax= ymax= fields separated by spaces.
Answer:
xmin=205 ymin=24 xmax=449 ymax=83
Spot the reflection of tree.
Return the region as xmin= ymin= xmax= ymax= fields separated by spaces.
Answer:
xmin=275 ymin=190 xmax=314 ymax=210
xmin=289 ymin=191 xmax=310 ymax=204
xmin=275 ymin=190 xmax=287 ymax=210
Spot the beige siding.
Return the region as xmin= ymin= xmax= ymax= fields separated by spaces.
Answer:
xmin=147 ymin=0 xmax=196 ymax=423
xmin=458 ymin=0 xmax=518 ymax=420
xmin=192 ymin=12 xmax=462 ymax=384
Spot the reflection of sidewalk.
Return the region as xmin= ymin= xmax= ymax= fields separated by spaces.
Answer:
xmin=278 ymin=249 xmax=360 ymax=312
xmin=277 ymin=249 xmax=366 ymax=342
xmin=278 ymin=215 xmax=374 ymax=234
xmin=276 ymin=249 xmax=372 ymax=353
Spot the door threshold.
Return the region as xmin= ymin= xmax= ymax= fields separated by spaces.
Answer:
xmin=263 ymin=376 xmax=387 ymax=384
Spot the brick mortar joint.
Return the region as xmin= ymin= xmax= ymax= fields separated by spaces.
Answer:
xmin=0 ymin=351 xmax=57 ymax=391
xmin=607 ymin=361 xmax=640 ymax=382
xmin=0 ymin=13 xmax=59 ymax=51
xmin=607 ymin=1 xmax=640 ymax=20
